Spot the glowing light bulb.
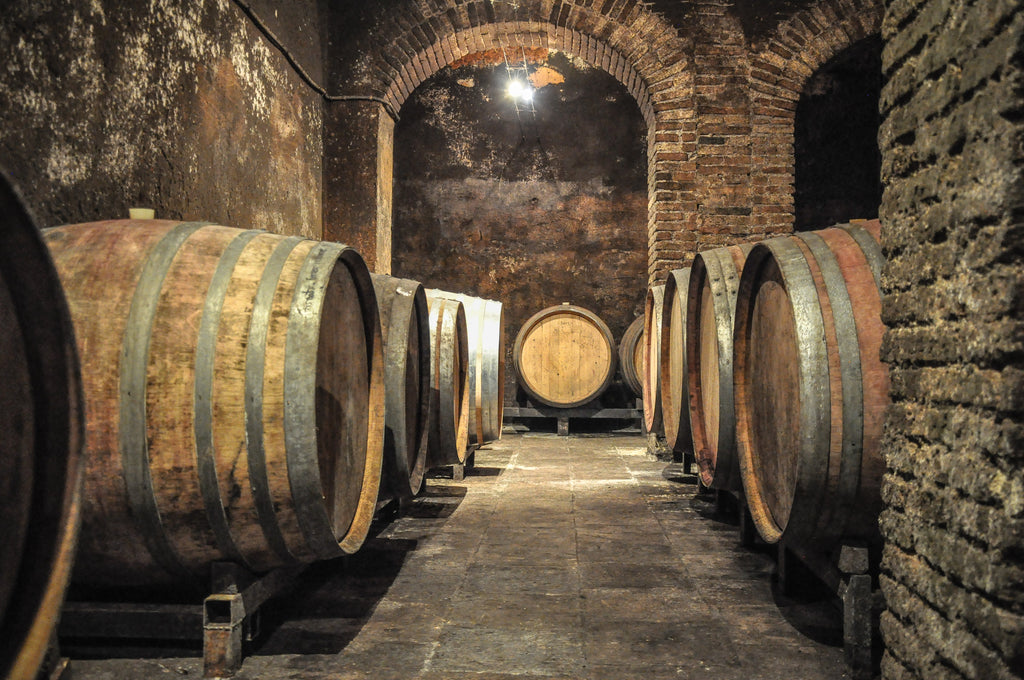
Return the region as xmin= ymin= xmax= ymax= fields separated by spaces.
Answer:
xmin=508 ymin=80 xmax=525 ymax=98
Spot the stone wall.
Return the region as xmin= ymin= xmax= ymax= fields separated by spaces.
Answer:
xmin=877 ymin=0 xmax=1024 ymax=677
xmin=0 ymin=0 xmax=323 ymax=237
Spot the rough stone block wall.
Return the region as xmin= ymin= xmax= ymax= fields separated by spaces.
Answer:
xmin=0 ymin=0 xmax=323 ymax=237
xmin=878 ymin=0 xmax=1024 ymax=677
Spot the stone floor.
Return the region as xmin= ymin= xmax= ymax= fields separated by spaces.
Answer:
xmin=68 ymin=433 xmax=849 ymax=679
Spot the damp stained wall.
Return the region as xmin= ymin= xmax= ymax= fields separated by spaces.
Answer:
xmin=0 ymin=0 xmax=323 ymax=237
xmin=391 ymin=50 xmax=649 ymax=405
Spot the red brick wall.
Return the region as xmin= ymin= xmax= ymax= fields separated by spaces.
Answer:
xmin=749 ymin=0 xmax=883 ymax=237
xmin=324 ymin=0 xmax=884 ymax=284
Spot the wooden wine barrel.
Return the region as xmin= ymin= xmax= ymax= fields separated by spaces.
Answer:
xmin=427 ymin=291 xmax=505 ymax=446
xmin=642 ymin=284 xmax=666 ymax=434
xmin=618 ymin=316 xmax=644 ymax=396
xmin=372 ymin=275 xmax=431 ymax=500
xmin=659 ymin=268 xmax=692 ymax=455
xmin=44 ymin=220 xmax=385 ymax=587
xmin=687 ymin=243 xmax=753 ymax=490
xmin=515 ymin=304 xmax=617 ymax=408
xmin=734 ymin=220 xmax=887 ymax=548
xmin=425 ymin=295 xmax=470 ymax=467
xmin=0 ymin=172 xmax=83 ymax=680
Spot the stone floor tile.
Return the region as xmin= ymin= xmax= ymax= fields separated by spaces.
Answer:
xmin=446 ymin=591 xmax=583 ymax=628
xmin=426 ymin=626 xmax=585 ymax=675
xmin=582 ymin=619 xmax=742 ymax=670
xmin=581 ymin=586 xmax=711 ymax=623
xmin=578 ymin=561 xmax=693 ymax=590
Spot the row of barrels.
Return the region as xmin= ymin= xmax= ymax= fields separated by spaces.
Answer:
xmin=0 ymin=193 xmax=505 ymax=677
xmin=647 ymin=220 xmax=887 ymax=552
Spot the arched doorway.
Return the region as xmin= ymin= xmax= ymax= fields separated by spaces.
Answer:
xmin=392 ymin=49 xmax=649 ymax=405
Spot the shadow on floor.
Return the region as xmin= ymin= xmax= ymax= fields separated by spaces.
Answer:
xmin=62 ymin=481 xmax=474 ymax=660
xmin=252 ymin=479 xmax=471 ymax=655
xmin=770 ymin=569 xmax=844 ymax=646
xmin=251 ymin=536 xmax=420 ymax=655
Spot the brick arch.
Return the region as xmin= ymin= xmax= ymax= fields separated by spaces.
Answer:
xmin=383 ymin=22 xmax=656 ymax=128
xmin=334 ymin=0 xmax=696 ymax=283
xmin=748 ymin=0 xmax=884 ymax=235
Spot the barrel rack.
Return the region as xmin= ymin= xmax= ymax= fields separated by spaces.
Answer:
xmin=503 ymin=398 xmax=643 ymax=436
xmin=712 ymin=488 xmax=881 ymax=680
xmin=428 ymin=446 xmax=478 ymax=481
xmin=59 ymin=562 xmax=307 ymax=678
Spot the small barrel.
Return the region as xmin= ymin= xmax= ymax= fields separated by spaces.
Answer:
xmin=44 ymin=220 xmax=385 ymax=587
xmin=642 ymin=284 xmax=666 ymax=434
xmin=427 ymin=291 xmax=505 ymax=446
xmin=734 ymin=220 xmax=887 ymax=548
xmin=659 ymin=268 xmax=693 ymax=455
xmin=372 ymin=275 xmax=431 ymax=500
xmin=514 ymin=304 xmax=617 ymax=408
xmin=618 ymin=316 xmax=644 ymax=397
xmin=687 ymin=243 xmax=753 ymax=490
xmin=0 ymin=172 xmax=83 ymax=680
xmin=425 ymin=295 xmax=470 ymax=466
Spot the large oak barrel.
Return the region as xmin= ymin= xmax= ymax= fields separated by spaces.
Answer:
xmin=515 ymin=304 xmax=616 ymax=408
xmin=642 ymin=284 xmax=666 ymax=434
xmin=659 ymin=268 xmax=692 ymax=455
xmin=425 ymin=295 xmax=470 ymax=466
xmin=0 ymin=173 xmax=83 ymax=680
xmin=427 ymin=291 xmax=505 ymax=446
xmin=372 ymin=275 xmax=431 ymax=500
xmin=618 ymin=316 xmax=644 ymax=397
xmin=734 ymin=221 xmax=887 ymax=548
xmin=44 ymin=220 xmax=385 ymax=587
xmin=687 ymin=244 xmax=753 ymax=490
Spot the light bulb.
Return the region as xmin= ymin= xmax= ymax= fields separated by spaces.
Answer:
xmin=508 ymin=80 xmax=525 ymax=98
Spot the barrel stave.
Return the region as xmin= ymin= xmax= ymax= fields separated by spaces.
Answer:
xmin=46 ymin=221 xmax=176 ymax=584
xmin=373 ymin=275 xmax=431 ymax=500
xmin=514 ymin=305 xmax=616 ymax=409
xmin=734 ymin=222 xmax=887 ymax=549
xmin=659 ymin=268 xmax=692 ymax=454
xmin=0 ymin=172 xmax=83 ymax=680
xmin=687 ymin=244 xmax=751 ymax=491
xmin=426 ymin=296 xmax=470 ymax=467
xmin=643 ymin=284 xmax=666 ymax=434
xmin=212 ymin=232 xmax=290 ymax=572
xmin=46 ymin=221 xmax=383 ymax=587
xmin=618 ymin=316 xmax=644 ymax=397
